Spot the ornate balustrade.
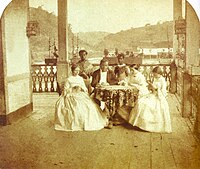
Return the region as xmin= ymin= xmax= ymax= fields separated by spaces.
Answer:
xmin=31 ymin=63 xmax=171 ymax=92
xmin=138 ymin=64 xmax=171 ymax=90
xmin=190 ymin=77 xmax=200 ymax=129
xmin=31 ymin=64 xmax=57 ymax=92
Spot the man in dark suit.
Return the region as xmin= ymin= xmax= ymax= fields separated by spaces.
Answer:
xmin=91 ymin=59 xmax=117 ymax=88
xmin=91 ymin=59 xmax=118 ymax=129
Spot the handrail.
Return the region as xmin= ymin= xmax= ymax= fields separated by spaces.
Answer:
xmin=31 ymin=64 xmax=57 ymax=92
xmin=31 ymin=63 xmax=171 ymax=93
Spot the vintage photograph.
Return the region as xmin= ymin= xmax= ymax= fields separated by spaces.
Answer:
xmin=0 ymin=0 xmax=200 ymax=168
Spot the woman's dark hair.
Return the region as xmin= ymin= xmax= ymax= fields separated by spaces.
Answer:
xmin=152 ymin=66 xmax=163 ymax=75
xmin=117 ymin=53 xmax=125 ymax=59
xmin=79 ymin=50 xmax=88 ymax=56
xmin=130 ymin=64 xmax=140 ymax=70
xmin=71 ymin=64 xmax=79 ymax=72
xmin=114 ymin=66 xmax=127 ymax=76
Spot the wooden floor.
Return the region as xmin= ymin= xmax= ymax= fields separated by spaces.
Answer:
xmin=0 ymin=93 xmax=200 ymax=169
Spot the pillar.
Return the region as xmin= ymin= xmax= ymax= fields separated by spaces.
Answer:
xmin=173 ymin=0 xmax=183 ymax=59
xmin=0 ymin=17 xmax=6 ymax=125
xmin=170 ymin=60 xmax=177 ymax=93
xmin=185 ymin=2 xmax=200 ymax=70
xmin=57 ymin=0 xmax=69 ymax=94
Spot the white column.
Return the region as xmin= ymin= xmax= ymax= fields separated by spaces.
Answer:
xmin=57 ymin=0 xmax=69 ymax=89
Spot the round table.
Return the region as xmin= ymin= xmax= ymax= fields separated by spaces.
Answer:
xmin=94 ymin=85 xmax=138 ymax=117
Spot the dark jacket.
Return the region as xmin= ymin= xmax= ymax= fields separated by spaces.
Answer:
xmin=91 ymin=69 xmax=118 ymax=88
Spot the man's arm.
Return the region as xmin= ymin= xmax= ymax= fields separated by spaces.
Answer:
xmin=91 ymin=70 xmax=99 ymax=88
xmin=108 ymin=70 xmax=118 ymax=85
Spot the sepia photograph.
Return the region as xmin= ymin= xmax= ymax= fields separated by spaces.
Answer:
xmin=0 ymin=0 xmax=200 ymax=168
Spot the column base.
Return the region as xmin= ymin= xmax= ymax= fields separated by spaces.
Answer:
xmin=0 ymin=102 xmax=33 ymax=126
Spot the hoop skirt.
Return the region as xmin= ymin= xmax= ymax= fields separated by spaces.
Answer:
xmin=129 ymin=76 xmax=172 ymax=133
xmin=55 ymin=75 xmax=108 ymax=131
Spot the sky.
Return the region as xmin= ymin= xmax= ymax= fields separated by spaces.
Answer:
xmin=0 ymin=0 xmax=200 ymax=33
xmin=29 ymin=0 xmax=173 ymax=33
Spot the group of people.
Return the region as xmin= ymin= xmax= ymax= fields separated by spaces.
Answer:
xmin=54 ymin=50 xmax=172 ymax=133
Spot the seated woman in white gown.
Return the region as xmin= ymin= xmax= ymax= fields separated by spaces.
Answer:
xmin=117 ymin=64 xmax=149 ymax=121
xmin=55 ymin=64 xmax=108 ymax=131
xmin=128 ymin=66 xmax=172 ymax=133
xmin=128 ymin=64 xmax=149 ymax=98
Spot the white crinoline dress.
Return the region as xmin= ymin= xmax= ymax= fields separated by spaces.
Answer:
xmin=129 ymin=76 xmax=172 ymax=133
xmin=55 ymin=75 xmax=108 ymax=131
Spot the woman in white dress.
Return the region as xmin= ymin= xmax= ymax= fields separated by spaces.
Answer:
xmin=117 ymin=64 xmax=149 ymax=122
xmin=128 ymin=66 xmax=172 ymax=133
xmin=55 ymin=64 xmax=108 ymax=131
xmin=128 ymin=64 xmax=149 ymax=98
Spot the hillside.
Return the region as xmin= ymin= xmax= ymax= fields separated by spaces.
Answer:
xmin=95 ymin=21 xmax=174 ymax=52
xmin=78 ymin=32 xmax=110 ymax=46
xmin=29 ymin=7 xmax=175 ymax=61
xmin=29 ymin=7 xmax=93 ymax=62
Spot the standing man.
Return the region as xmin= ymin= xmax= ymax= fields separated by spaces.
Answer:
xmin=77 ymin=49 xmax=94 ymax=94
xmin=103 ymin=49 xmax=110 ymax=58
xmin=77 ymin=50 xmax=94 ymax=79
xmin=114 ymin=53 xmax=130 ymax=85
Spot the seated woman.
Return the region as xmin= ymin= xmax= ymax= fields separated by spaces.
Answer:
xmin=54 ymin=64 xmax=108 ymax=131
xmin=117 ymin=64 xmax=148 ymax=121
xmin=127 ymin=64 xmax=149 ymax=97
xmin=128 ymin=66 xmax=172 ymax=133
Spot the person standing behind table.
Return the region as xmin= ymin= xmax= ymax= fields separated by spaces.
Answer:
xmin=127 ymin=64 xmax=149 ymax=98
xmin=103 ymin=49 xmax=110 ymax=58
xmin=110 ymin=53 xmax=131 ymax=125
xmin=54 ymin=64 xmax=108 ymax=131
xmin=77 ymin=49 xmax=95 ymax=94
xmin=128 ymin=66 xmax=172 ymax=133
xmin=114 ymin=53 xmax=130 ymax=86
xmin=91 ymin=59 xmax=118 ymax=128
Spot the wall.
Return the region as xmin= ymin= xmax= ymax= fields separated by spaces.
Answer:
xmin=186 ymin=2 xmax=200 ymax=69
xmin=174 ymin=0 xmax=200 ymax=118
xmin=0 ymin=17 xmax=6 ymax=123
xmin=1 ymin=0 xmax=32 ymax=122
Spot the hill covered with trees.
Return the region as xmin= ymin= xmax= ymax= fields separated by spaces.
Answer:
xmin=30 ymin=6 xmax=185 ymax=61
xmin=29 ymin=7 xmax=92 ymax=62
xmin=94 ymin=21 xmax=173 ymax=52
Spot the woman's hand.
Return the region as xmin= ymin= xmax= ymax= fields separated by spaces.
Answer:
xmin=101 ymin=82 xmax=110 ymax=86
xmin=72 ymin=86 xmax=83 ymax=92
xmin=96 ymin=83 xmax=101 ymax=88
xmin=118 ymin=80 xmax=127 ymax=86
xmin=96 ymin=82 xmax=110 ymax=88
xmin=79 ymin=72 xmax=89 ymax=79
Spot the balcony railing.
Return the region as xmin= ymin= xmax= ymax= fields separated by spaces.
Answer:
xmin=190 ymin=77 xmax=200 ymax=127
xmin=31 ymin=64 xmax=57 ymax=92
xmin=31 ymin=63 xmax=171 ymax=93
xmin=138 ymin=64 xmax=171 ymax=90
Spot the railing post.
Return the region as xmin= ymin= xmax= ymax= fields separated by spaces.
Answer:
xmin=170 ymin=60 xmax=177 ymax=93
xmin=32 ymin=72 xmax=37 ymax=92
xmin=38 ymin=67 xmax=43 ymax=92
xmin=195 ymin=101 xmax=200 ymax=138
xmin=44 ymin=66 xmax=48 ymax=92
xmin=50 ymin=65 xmax=55 ymax=92
xmin=193 ymin=78 xmax=200 ymax=137
xmin=182 ymin=72 xmax=192 ymax=117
